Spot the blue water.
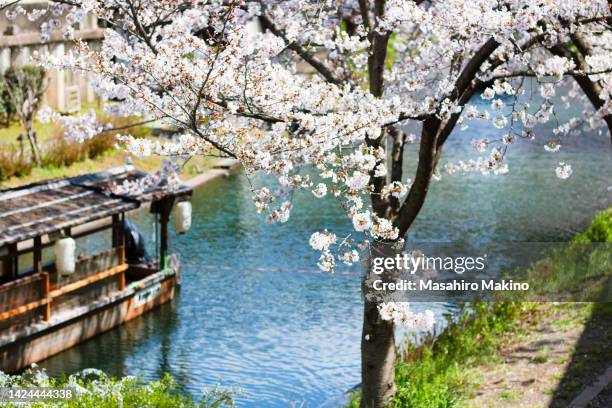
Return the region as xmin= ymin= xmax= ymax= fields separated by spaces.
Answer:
xmin=38 ymin=93 xmax=612 ymax=406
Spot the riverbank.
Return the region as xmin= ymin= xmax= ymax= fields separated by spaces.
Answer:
xmin=0 ymin=145 xmax=240 ymax=192
xmin=348 ymin=206 xmax=612 ymax=408
xmin=0 ymin=111 xmax=233 ymax=189
xmin=0 ymin=150 xmax=221 ymax=189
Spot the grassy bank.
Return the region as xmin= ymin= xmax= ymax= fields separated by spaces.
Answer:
xmin=348 ymin=206 xmax=612 ymax=408
xmin=0 ymin=150 xmax=214 ymax=188
xmin=0 ymin=116 xmax=214 ymax=188
xmin=348 ymin=302 xmax=539 ymax=408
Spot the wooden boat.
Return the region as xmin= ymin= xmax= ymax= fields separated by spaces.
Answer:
xmin=0 ymin=166 xmax=192 ymax=373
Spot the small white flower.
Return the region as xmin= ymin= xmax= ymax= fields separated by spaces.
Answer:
xmin=472 ymin=138 xmax=489 ymax=152
xmin=493 ymin=163 xmax=509 ymax=175
xmin=312 ymin=183 xmax=327 ymax=198
xmin=352 ymin=211 xmax=373 ymax=232
xmin=371 ymin=218 xmax=399 ymax=240
xmin=412 ymin=310 xmax=435 ymax=331
xmin=502 ymin=134 xmax=516 ymax=145
xmin=341 ymin=250 xmax=360 ymax=265
xmin=490 ymin=147 xmax=503 ymax=162
xmin=309 ymin=231 xmax=337 ymax=251
xmin=481 ymin=87 xmax=495 ymax=100
xmin=381 ymin=181 xmax=408 ymax=199
xmin=522 ymin=130 xmax=535 ymax=140
xmin=522 ymin=114 xmax=537 ymax=128
xmin=544 ymin=141 xmax=561 ymax=152
xmin=491 ymin=99 xmax=505 ymax=111
xmin=539 ymin=83 xmax=556 ymax=99
xmin=317 ymin=252 xmax=336 ymax=272
xmin=555 ymin=162 xmax=572 ymax=179
xmin=492 ymin=115 xmax=508 ymax=129
xmin=348 ymin=196 xmax=364 ymax=212
xmin=378 ymin=303 xmax=395 ymax=321
xmin=345 ymin=171 xmax=370 ymax=191
xmin=374 ymin=163 xmax=387 ymax=177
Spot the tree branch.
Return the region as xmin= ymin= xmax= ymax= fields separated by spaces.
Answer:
xmin=258 ymin=12 xmax=343 ymax=85
xmin=550 ymin=41 xmax=612 ymax=142
xmin=393 ymin=117 xmax=440 ymax=236
xmin=358 ymin=0 xmax=372 ymax=30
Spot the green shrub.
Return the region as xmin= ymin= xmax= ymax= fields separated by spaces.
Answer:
xmin=0 ymin=77 xmax=16 ymax=127
xmin=42 ymin=131 xmax=116 ymax=169
xmin=0 ymin=145 xmax=33 ymax=180
xmin=43 ymin=135 xmax=88 ymax=168
xmin=85 ymin=134 xmax=116 ymax=159
xmin=573 ymin=208 xmax=612 ymax=243
xmin=4 ymin=65 xmax=47 ymax=166
xmin=0 ymin=367 xmax=235 ymax=408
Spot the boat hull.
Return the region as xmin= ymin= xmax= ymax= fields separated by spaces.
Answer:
xmin=0 ymin=270 xmax=178 ymax=373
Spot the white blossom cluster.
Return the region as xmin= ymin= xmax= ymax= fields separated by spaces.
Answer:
xmin=377 ymin=302 xmax=435 ymax=331
xmin=3 ymin=1 xmax=83 ymax=42
xmin=109 ymin=160 xmax=183 ymax=196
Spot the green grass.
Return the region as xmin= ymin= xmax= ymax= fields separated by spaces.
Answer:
xmin=533 ymin=355 xmax=549 ymax=364
xmin=0 ymin=119 xmax=60 ymax=146
xmin=498 ymin=389 xmax=522 ymax=401
xmin=392 ymin=302 xmax=534 ymax=407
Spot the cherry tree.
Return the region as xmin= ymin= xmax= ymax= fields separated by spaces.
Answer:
xmin=4 ymin=0 xmax=612 ymax=406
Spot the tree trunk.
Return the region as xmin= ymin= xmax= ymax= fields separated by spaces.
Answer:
xmin=360 ymin=297 xmax=397 ymax=408
xmin=26 ymin=126 xmax=41 ymax=167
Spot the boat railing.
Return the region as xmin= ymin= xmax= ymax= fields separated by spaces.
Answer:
xmin=0 ymin=247 xmax=127 ymax=329
xmin=49 ymin=247 xmax=127 ymax=312
xmin=0 ymin=272 xmax=49 ymax=332
xmin=55 ymin=248 xmax=123 ymax=286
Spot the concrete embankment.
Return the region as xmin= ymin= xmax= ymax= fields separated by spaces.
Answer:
xmin=183 ymin=158 xmax=241 ymax=189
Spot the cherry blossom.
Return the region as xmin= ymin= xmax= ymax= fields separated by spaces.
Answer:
xmin=555 ymin=162 xmax=573 ymax=179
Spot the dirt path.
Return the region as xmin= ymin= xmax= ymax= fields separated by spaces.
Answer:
xmin=464 ymin=303 xmax=612 ymax=408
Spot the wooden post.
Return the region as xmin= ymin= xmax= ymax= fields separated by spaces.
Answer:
xmin=1 ymin=245 xmax=11 ymax=281
xmin=119 ymin=213 xmax=125 ymax=264
xmin=42 ymin=272 xmax=51 ymax=321
xmin=111 ymin=214 xmax=120 ymax=248
xmin=34 ymin=237 xmax=51 ymax=320
xmin=160 ymin=209 xmax=169 ymax=269
xmin=151 ymin=197 xmax=175 ymax=270
xmin=6 ymin=243 xmax=18 ymax=280
xmin=33 ymin=236 xmax=42 ymax=274
xmin=112 ymin=214 xmax=126 ymax=291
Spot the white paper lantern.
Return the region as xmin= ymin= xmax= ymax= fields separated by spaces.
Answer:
xmin=174 ymin=201 xmax=192 ymax=234
xmin=54 ymin=237 xmax=76 ymax=275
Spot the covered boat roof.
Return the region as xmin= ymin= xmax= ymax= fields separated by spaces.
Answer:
xmin=0 ymin=166 xmax=191 ymax=247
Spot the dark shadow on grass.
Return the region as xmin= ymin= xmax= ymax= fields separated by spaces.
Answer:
xmin=548 ymin=302 xmax=612 ymax=408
